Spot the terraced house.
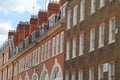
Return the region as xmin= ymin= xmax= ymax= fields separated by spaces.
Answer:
xmin=0 ymin=0 xmax=67 ymax=80
xmin=1 ymin=0 xmax=120 ymax=80
xmin=65 ymin=0 xmax=120 ymax=80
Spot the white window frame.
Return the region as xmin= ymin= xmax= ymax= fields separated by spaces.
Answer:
xmin=98 ymin=64 xmax=104 ymax=80
xmin=60 ymin=31 xmax=64 ymax=53
xmin=72 ymin=38 xmax=76 ymax=58
xmin=65 ymin=72 xmax=69 ymax=80
xmin=109 ymin=17 xmax=116 ymax=44
xmin=73 ymin=5 xmax=78 ymax=26
xmin=72 ymin=72 xmax=76 ymax=80
xmin=67 ymin=10 xmax=72 ymax=29
xmin=89 ymin=67 xmax=94 ymax=80
xmin=52 ymin=37 xmax=56 ymax=56
xmin=79 ymin=33 xmax=84 ymax=56
xmin=100 ymin=0 xmax=105 ymax=9
xmin=80 ymin=0 xmax=85 ymax=22
xmin=56 ymin=34 xmax=59 ymax=55
xmin=48 ymin=40 xmax=51 ymax=59
xmin=98 ymin=23 xmax=105 ymax=48
xmin=91 ymin=0 xmax=96 ymax=14
xmin=78 ymin=70 xmax=83 ymax=80
xmin=89 ymin=28 xmax=95 ymax=51
xmin=38 ymin=47 xmax=40 ymax=64
xmin=66 ymin=41 xmax=70 ymax=60
xmin=108 ymin=62 xmax=115 ymax=80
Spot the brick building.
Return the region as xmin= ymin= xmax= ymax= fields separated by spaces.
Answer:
xmin=0 ymin=0 xmax=67 ymax=80
xmin=65 ymin=0 xmax=120 ymax=80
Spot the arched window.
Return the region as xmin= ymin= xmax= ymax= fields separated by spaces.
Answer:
xmin=24 ymin=72 xmax=30 ymax=80
xmin=50 ymin=59 xmax=63 ymax=80
xmin=41 ymin=71 xmax=49 ymax=80
xmin=52 ymin=67 xmax=62 ymax=80
xmin=32 ymin=73 xmax=38 ymax=80
xmin=40 ymin=64 xmax=49 ymax=80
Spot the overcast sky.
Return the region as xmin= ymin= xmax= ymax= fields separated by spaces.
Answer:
xmin=0 ymin=0 xmax=59 ymax=46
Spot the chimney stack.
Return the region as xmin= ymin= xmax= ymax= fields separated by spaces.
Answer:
xmin=29 ymin=15 xmax=38 ymax=35
xmin=48 ymin=1 xmax=60 ymax=18
xmin=17 ymin=21 xmax=29 ymax=44
xmin=60 ymin=0 xmax=67 ymax=7
xmin=37 ymin=10 xmax=48 ymax=27
xmin=8 ymin=30 xmax=16 ymax=39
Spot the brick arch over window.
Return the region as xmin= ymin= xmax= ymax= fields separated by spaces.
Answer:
xmin=24 ymin=72 xmax=30 ymax=80
xmin=50 ymin=59 xmax=63 ymax=80
xmin=32 ymin=69 xmax=39 ymax=80
xmin=40 ymin=64 xmax=49 ymax=80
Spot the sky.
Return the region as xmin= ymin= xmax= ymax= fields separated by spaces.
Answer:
xmin=0 ymin=0 xmax=59 ymax=46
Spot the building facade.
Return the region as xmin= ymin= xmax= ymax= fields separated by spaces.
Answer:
xmin=0 ymin=0 xmax=67 ymax=80
xmin=65 ymin=0 xmax=120 ymax=80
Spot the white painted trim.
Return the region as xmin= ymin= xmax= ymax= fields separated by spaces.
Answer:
xmin=31 ymin=69 xmax=39 ymax=80
xmin=50 ymin=59 xmax=63 ymax=80
xmin=40 ymin=64 xmax=49 ymax=80
xmin=25 ymin=72 xmax=30 ymax=80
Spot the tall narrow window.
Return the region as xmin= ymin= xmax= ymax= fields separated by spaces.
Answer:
xmin=38 ymin=47 xmax=40 ymax=64
xmin=48 ymin=40 xmax=51 ymax=59
xmin=99 ymin=23 xmax=105 ymax=48
xmin=65 ymin=72 xmax=69 ymax=80
xmin=91 ymin=0 xmax=96 ymax=14
xmin=45 ymin=42 xmax=48 ymax=60
xmin=79 ymin=34 xmax=84 ymax=56
xmin=42 ymin=44 xmax=45 ymax=61
xmin=108 ymin=62 xmax=115 ymax=80
xmin=72 ymin=38 xmax=76 ymax=58
xmin=66 ymin=41 xmax=70 ymax=60
xmin=67 ymin=10 xmax=72 ymax=29
xmin=109 ymin=17 xmax=116 ymax=44
xmin=52 ymin=37 xmax=56 ymax=56
xmin=98 ymin=65 xmax=104 ymax=80
xmin=78 ymin=70 xmax=83 ymax=80
xmin=100 ymin=0 xmax=105 ymax=8
xmin=90 ymin=28 xmax=95 ymax=51
xmin=80 ymin=0 xmax=85 ymax=22
xmin=73 ymin=5 xmax=78 ymax=26
xmin=56 ymin=34 xmax=59 ymax=55
xmin=60 ymin=32 xmax=64 ymax=53
xmin=72 ymin=72 xmax=76 ymax=80
xmin=89 ymin=67 xmax=94 ymax=80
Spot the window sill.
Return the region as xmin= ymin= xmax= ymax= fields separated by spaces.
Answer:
xmin=98 ymin=45 xmax=104 ymax=48
xmin=72 ymin=56 xmax=76 ymax=59
xmin=90 ymin=12 xmax=95 ymax=15
xmin=99 ymin=6 xmax=105 ymax=9
xmin=108 ymin=40 xmax=115 ymax=45
xmin=66 ymin=58 xmax=70 ymax=61
xmin=89 ymin=48 xmax=95 ymax=52
xmin=80 ymin=19 xmax=84 ymax=23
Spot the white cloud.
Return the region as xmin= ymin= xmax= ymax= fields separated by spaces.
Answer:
xmin=0 ymin=22 xmax=14 ymax=46
xmin=0 ymin=0 xmax=41 ymax=14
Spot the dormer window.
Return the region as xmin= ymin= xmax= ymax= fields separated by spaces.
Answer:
xmin=48 ymin=14 xmax=56 ymax=28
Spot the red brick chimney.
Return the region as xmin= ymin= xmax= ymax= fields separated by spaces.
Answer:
xmin=37 ymin=10 xmax=48 ymax=27
xmin=13 ymin=32 xmax=18 ymax=46
xmin=59 ymin=0 xmax=67 ymax=7
xmin=17 ymin=22 xmax=29 ymax=44
xmin=8 ymin=30 xmax=16 ymax=39
xmin=29 ymin=15 xmax=38 ymax=35
xmin=48 ymin=1 xmax=60 ymax=18
xmin=24 ymin=23 xmax=30 ymax=38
